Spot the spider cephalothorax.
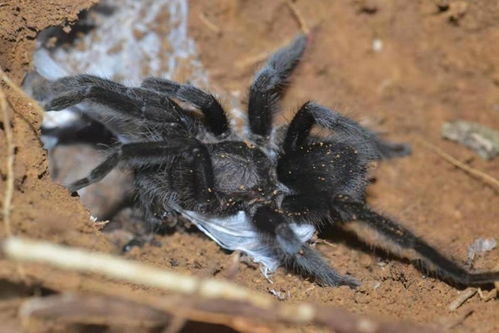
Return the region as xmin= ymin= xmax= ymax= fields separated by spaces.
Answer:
xmin=40 ymin=34 xmax=499 ymax=287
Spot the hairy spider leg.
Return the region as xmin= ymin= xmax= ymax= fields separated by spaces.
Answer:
xmin=276 ymin=101 xmax=499 ymax=286
xmin=248 ymin=34 xmax=307 ymax=138
xmin=67 ymin=139 xmax=217 ymax=207
xmin=283 ymin=101 xmax=411 ymax=159
xmin=281 ymin=193 xmax=499 ymax=286
xmin=44 ymin=75 xmax=192 ymax=125
xmin=252 ymin=206 xmax=359 ymax=287
xmin=67 ymin=150 xmax=120 ymax=193
xmin=141 ymin=78 xmax=230 ymax=136
xmin=333 ymin=196 xmax=499 ymax=286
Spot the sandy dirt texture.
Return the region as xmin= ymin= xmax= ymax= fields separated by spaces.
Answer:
xmin=1 ymin=0 xmax=499 ymax=332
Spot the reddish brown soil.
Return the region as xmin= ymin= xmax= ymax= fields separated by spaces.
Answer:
xmin=1 ymin=0 xmax=498 ymax=332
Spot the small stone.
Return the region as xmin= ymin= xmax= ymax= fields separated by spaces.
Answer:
xmin=447 ymin=1 xmax=468 ymax=22
xmin=442 ymin=120 xmax=499 ymax=160
xmin=467 ymin=238 xmax=497 ymax=265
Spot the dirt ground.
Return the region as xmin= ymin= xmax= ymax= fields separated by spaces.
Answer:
xmin=1 ymin=0 xmax=498 ymax=332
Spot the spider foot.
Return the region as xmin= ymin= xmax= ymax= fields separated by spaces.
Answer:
xmin=376 ymin=140 xmax=412 ymax=159
xmin=282 ymin=243 xmax=361 ymax=288
xmin=121 ymin=234 xmax=160 ymax=253
xmin=319 ymin=271 xmax=360 ymax=288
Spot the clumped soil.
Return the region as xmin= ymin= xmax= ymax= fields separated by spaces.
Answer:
xmin=1 ymin=0 xmax=498 ymax=332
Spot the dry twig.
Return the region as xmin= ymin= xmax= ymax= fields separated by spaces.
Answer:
xmin=0 ymin=68 xmax=44 ymax=116
xmin=0 ymin=68 xmax=39 ymax=282
xmin=222 ymin=251 xmax=241 ymax=280
xmin=0 ymin=85 xmax=14 ymax=236
xmin=3 ymin=237 xmax=273 ymax=309
xmin=19 ymin=293 xmax=171 ymax=327
xmin=235 ymin=35 xmax=307 ymax=70
xmin=235 ymin=48 xmax=275 ymax=70
xmin=418 ymin=139 xmax=499 ymax=190
xmin=443 ymin=309 xmax=474 ymax=331
xmin=448 ymin=288 xmax=477 ymax=311
xmin=477 ymin=288 xmax=497 ymax=302
xmin=198 ymin=12 xmax=221 ymax=35
xmin=162 ymin=316 xmax=187 ymax=333
xmin=2 ymin=237 xmax=431 ymax=333
xmin=286 ymin=1 xmax=309 ymax=33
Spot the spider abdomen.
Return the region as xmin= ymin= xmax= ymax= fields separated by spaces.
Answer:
xmin=277 ymin=141 xmax=367 ymax=198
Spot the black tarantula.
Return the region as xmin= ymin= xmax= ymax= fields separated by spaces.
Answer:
xmin=41 ymin=34 xmax=499 ymax=287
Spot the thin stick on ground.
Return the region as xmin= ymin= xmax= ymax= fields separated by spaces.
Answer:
xmin=0 ymin=86 xmax=14 ymax=236
xmin=443 ymin=309 xmax=474 ymax=331
xmin=236 ymin=36 xmax=300 ymax=70
xmin=448 ymin=288 xmax=477 ymax=311
xmin=162 ymin=316 xmax=187 ymax=333
xmin=286 ymin=1 xmax=309 ymax=34
xmin=418 ymin=139 xmax=499 ymax=190
xmin=198 ymin=12 xmax=221 ymax=35
xmin=2 ymin=237 xmax=431 ymax=333
xmin=2 ymin=237 xmax=278 ymax=310
xmin=235 ymin=49 xmax=274 ymax=70
xmin=1 ymin=79 xmax=27 ymax=282
xmin=19 ymin=293 xmax=171 ymax=328
xmin=0 ymin=67 xmax=44 ymax=116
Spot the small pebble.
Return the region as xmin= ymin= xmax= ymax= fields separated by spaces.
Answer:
xmin=442 ymin=120 xmax=499 ymax=160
